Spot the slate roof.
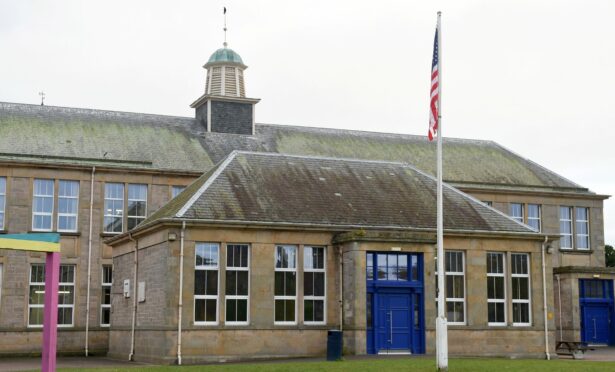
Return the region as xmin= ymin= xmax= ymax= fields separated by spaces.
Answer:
xmin=0 ymin=102 xmax=213 ymax=172
xmin=0 ymin=101 xmax=594 ymax=194
xmin=142 ymin=151 xmax=539 ymax=235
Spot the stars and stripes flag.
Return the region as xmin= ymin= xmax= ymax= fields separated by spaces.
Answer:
xmin=428 ymin=29 xmax=439 ymax=141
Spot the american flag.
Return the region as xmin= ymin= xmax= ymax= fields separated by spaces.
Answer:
xmin=428 ymin=29 xmax=439 ymax=141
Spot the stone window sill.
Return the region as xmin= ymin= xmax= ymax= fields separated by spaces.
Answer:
xmin=559 ymin=249 xmax=594 ymax=255
xmin=27 ymin=230 xmax=81 ymax=237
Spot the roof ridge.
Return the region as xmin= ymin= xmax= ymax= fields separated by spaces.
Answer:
xmin=0 ymin=101 xmax=195 ymax=122
xmin=175 ymin=150 xmax=239 ymax=217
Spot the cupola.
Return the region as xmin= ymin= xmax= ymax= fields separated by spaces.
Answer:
xmin=191 ymin=45 xmax=260 ymax=135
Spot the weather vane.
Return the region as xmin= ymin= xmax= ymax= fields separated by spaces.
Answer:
xmin=39 ymin=91 xmax=45 ymax=106
xmin=223 ymin=6 xmax=228 ymax=47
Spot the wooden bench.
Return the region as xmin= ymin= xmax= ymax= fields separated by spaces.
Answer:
xmin=556 ymin=341 xmax=594 ymax=359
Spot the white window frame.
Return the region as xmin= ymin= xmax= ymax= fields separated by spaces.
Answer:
xmin=559 ymin=206 xmax=573 ymax=249
xmin=58 ymin=265 xmax=75 ymax=327
xmin=57 ymin=180 xmax=79 ymax=233
xmin=0 ymin=177 xmax=6 ymax=230
xmin=274 ymin=244 xmax=298 ymax=325
xmin=487 ymin=252 xmax=507 ymax=326
xmin=103 ymin=183 xmax=124 ymax=234
xmin=527 ymin=204 xmax=541 ymax=232
xmin=28 ymin=264 xmax=45 ymax=328
xmin=509 ymin=203 xmax=524 ymax=224
xmin=127 ymin=184 xmax=147 ymax=230
xmin=575 ymin=207 xmax=590 ymax=250
xmin=194 ymin=242 xmax=219 ymax=326
xmin=303 ymin=246 xmax=326 ymax=325
xmin=511 ymin=253 xmax=531 ymax=326
xmin=28 ymin=264 xmax=75 ymax=328
xmin=225 ymin=243 xmax=250 ymax=326
xmin=445 ymin=251 xmax=466 ymax=326
xmin=32 ymin=179 xmax=54 ymax=232
xmin=101 ymin=265 xmax=112 ymax=327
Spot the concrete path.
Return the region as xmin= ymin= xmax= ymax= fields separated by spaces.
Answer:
xmin=582 ymin=346 xmax=615 ymax=361
xmin=0 ymin=356 xmax=146 ymax=372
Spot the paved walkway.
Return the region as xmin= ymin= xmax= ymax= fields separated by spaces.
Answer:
xmin=0 ymin=356 xmax=145 ymax=372
xmin=578 ymin=346 xmax=615 ymax=361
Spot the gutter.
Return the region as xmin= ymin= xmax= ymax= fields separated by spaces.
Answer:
xmin=128 ymin=233 xmax=138 ymax=361
xmin=176 ymin=221 xmax=186 ymax=365
xmin=85 ymin=166 xmax=95 ymax=356
xmin=541 ymin=236 xmax=551 ymax=360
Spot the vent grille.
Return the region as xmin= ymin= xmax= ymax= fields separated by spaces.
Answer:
xmin=225 ymin=67 xmax=237 ymax=96
xmin=210 ymin=67 xmax=222 ymax=95
xmin=238 ymin=70 xmax=245 ymax=97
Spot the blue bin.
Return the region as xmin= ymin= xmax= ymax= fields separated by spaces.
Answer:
xmin=327 ymin=330 xmax=343 ymax=361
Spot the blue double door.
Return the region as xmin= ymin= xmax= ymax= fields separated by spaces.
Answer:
xmin=366 ymin=252 xmax=424 ymax=354
xmin=374 ymin=290 xmax=422 ymax=353
xmin=579 ymin=279 xmax=614 ymax=345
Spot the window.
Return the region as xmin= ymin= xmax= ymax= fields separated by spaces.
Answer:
xmin=274 ymin=245 xmax=297 ymax=324
xmin=368 ymin=252 xmax=419 ymax=282
xmin=304 ymin=246 xmax=326 ymax=324
xmin=171 ymin=185 xmax=185 ymax=198
xmin=194 ymin=243 xmax=219 ymax=325
xmin=559 ymin=206 xmax=591 ymax=250
xmin=101 ymin=265 xmax=112 ymax=326
xmin=225 ymin=244 xmax=249 ymax=324
xmin=487 ymin=253 xmax=506 ymax=325
xmin=444 ymin=251 xmax=465 ymax=324
xmin=29 ymin=264 xmax=75 ymax=327
xmin=127 ymin=184 xmax=147 ymax=230
xmin=32 ymin=179 xmax=54 ymax=231
xmin=510 ymin=203 xmax=524 ymax=224
xmin=511 ymin=253 xmax=531 ymax=326
xmin=57 ymin=180 xmax=79 ymax=232
xmin=104 ymin=183 xmax=124 ymax=233
xmin=0 ymin=177 xmax=5 ymax=230
xmin=483 ymin=201 xmax=493 ymax=207
xmin=559 ymin=207 xmax=573 ymax=249
xmin=527 ymin=204 xmax=541 ymax=232
xmin=576 ymin=208 xmax=590 ymax=250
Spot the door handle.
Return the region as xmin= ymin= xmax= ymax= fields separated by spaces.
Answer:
xmin=593 ymin=318 xmax=597 ymax=339
xmin=389 ymin=311 xmax=393 ymax=344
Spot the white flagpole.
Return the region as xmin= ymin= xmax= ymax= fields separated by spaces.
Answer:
xmin=435 ymin=10 xmax=449 ymax=372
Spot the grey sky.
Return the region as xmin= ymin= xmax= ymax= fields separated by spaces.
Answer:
xmin=1 ymin=0 xmax=613 ymax=243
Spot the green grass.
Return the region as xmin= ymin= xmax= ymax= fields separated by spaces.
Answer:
xmin=59 ymin=357 xmax=615 ymax=372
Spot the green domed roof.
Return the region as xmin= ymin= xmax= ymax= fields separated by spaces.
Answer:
xmin=206 ymin=47 xmax=245 ymax=66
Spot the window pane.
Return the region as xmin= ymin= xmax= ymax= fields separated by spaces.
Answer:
xmin=377 ymin=254 xmax=387 ymax=279
xmin=276 ymin=245 xmax=296 ymax=269
xmin=205 ymin=299 xmax=216 ymax=322
xmin=366 ymin=253 xmax=374 ymax=280
xmin=285 ymin=272 xmax=296 ymax=296
xmin=314 ymin=300 xmax=324 ymax=322
xmin=195 ymin=299 xmax=205 ymax=322
xmin=284 ymin=299 xmax=295 ymax=321
xmin=171 ymin=185 xmax=185 ymax=198
xmin=225 ymin=271 xmax=236 ymax=295
xmin=29 ymin=307 xmax=44 ymax=326
xmin=387 ymin=254 xmax=398 ymax=280
xmin=226 ymin=299 xmax=236 ymax=322
xmin=411 ymin=255 xmax=418 ymax=281
xmin=274 ymin=272 xmax=284 ymax=296
xmin=510 ymin=203 xmax=524 ymax=223
xmin=194 ymin=270 xmax=205 ymax=295
xmin=304 ymin=299 xmax=314 ymax=322
xmin=398 ymin=255 xmax=408 ymax=281
xmin=313 ymin=272 xmax=325 ymax=296
xmin=275 ymin=300 xmax=285 ymax=322
xmin=513 ymin=303 xmax=529 ymax=324
xmin=304 ymin=272 xmax=314 ymax=296
xmin=206 ymin=270 xmax=218 ymax=295
xmin=236 ymin=271 xmax=248 ymax=296
xmin=236 ymin=299 xmax=248 ymax=322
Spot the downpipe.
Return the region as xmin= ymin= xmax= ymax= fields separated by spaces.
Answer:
xmin=541 ymin=236 xmax=551 ymax=360
xmin=85 ymin=166 xmax=95 ymax=356
xmin=177 ymin=221 xmax=186 ymax=365
xmin=128 ymin=233 xmax=138 ymax=361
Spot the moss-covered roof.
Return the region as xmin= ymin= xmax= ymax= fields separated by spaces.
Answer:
xmin=0 ymin=101 xmax=591 ymax=194
xmin=140 ymin=151 xmax=539 ymax=234
xmin=0 ymin=102 xmax=213 ymax=172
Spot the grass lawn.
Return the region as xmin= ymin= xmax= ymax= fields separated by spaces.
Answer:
xmin=59 ymin=357 xmax=615 ymax=372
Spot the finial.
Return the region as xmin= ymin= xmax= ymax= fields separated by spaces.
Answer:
xmin=38 ymin=91 xmax=45 ymax=106
xmin=223 ymin=6 xmax=228 ymax=47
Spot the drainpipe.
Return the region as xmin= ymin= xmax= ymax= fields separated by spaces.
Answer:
xmin=541 ymin=236 xmax=551 ymax=360
xmin=177 ymin=221 xmax=186 ymax=365
xmin=128 ymin=233 xmax=138 ymax=361
xmin=556 ymin=274 xmax=563 ymax=341
xmin=339 ymin=247 xmax=343 ymax=332
xmin=85 ymin=166 xmax=95 ymax=357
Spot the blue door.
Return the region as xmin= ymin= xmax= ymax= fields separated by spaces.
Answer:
xmin=376 ymin=293 xmax=412 ymax=351
xmin=579 ymin=279 xmax=614 ymax=345
xmin=583 ymin=305 xmax=610 ymax=344
xmin=366 ymin=252 xmax=424 ymax=354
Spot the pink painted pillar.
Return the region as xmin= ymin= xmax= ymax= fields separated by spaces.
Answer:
xmin=42 ymin=252 xmax=60 ymax=372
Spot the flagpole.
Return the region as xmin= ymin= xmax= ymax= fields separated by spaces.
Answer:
xmin=435 ymin=10 xmax=449 ymax=372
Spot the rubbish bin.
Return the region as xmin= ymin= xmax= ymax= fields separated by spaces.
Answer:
xmin=327 ymin=329 xmax=343 ymax=361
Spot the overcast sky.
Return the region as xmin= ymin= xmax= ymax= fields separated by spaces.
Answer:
xmin=1 ymin=0 xmax=613 ymax=243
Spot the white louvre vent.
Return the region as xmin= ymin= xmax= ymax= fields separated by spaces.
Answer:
xmin=238 ymin=70 xmax=245 ymax=97
xmin=225 ymin=67 xmax=237 ymax=96
xmin=210 ymin=67 xmax=222 ymax=95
